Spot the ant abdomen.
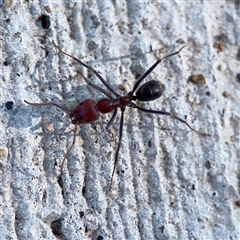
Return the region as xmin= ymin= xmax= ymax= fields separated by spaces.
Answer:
xmin=135 ymin=80 xmax=165 ymax=101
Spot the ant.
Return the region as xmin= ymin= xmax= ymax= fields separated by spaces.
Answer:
xmin=24 ymin=42 xmax=210 ymax=190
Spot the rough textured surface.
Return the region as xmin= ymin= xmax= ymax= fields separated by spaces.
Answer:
xmin=1 ymin=1 xmax=239 ymax=240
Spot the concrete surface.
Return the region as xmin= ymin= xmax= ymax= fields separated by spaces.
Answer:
xmin=1 ymin=1 xmax=239 ymax=240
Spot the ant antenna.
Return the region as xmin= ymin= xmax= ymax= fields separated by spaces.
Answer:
xmin=24 ymin=100 xmax=71 ymax=114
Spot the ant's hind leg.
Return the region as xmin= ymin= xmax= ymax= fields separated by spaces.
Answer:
xmin=170 ymin=114 xmax=210 ymax=137
xmin=131 ymin=103 xmax=210 ymax=137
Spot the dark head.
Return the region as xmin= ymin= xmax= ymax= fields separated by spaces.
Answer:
xmin=130 ymin=80 xmax=165 ymax=101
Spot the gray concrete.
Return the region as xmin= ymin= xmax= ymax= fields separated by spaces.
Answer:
xmin=1 ymin=1 xmax=239 ymax=239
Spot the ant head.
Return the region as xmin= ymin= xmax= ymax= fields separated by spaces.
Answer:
xmin=70 ymin=111 xmax=80 ymax=125
xmin=70 ymin=99 xmax=100 ymax=125
xmin=130 ymin=80 xmax=165 ymax=102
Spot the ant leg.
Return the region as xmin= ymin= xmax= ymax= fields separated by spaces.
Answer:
xmin=52 ymin=41 xmax=120 ymax=97
xmin=109 ymin=108 xmax=125 ymax=190
xmin=60 ymin=125 xmax=78 ymax=172
xmin=170 ymin=115 xmax=210 ymax=136
xmin=131 ymin=103 xmax=210 ymax=137
xmin=24 ymin=100 xmax=71 ymax=114
xmin=77 ymin=70 xmax=113 ymax=99
xmin=106 ymin=109 xmax=118 ymax=142
xmin=130 ymin=45 xmax=186 ymax=96
xmin=24 ymin=100 xmax=78 ymax=171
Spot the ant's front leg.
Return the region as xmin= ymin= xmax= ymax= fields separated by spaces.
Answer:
xmin=109 ymin=108 xmax=125 ymax=190
xmin=106 ymin=109 xmax=118 ymax=142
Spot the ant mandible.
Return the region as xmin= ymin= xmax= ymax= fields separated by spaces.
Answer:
xmin=24 ymin=42 xmax=210 ymax=190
